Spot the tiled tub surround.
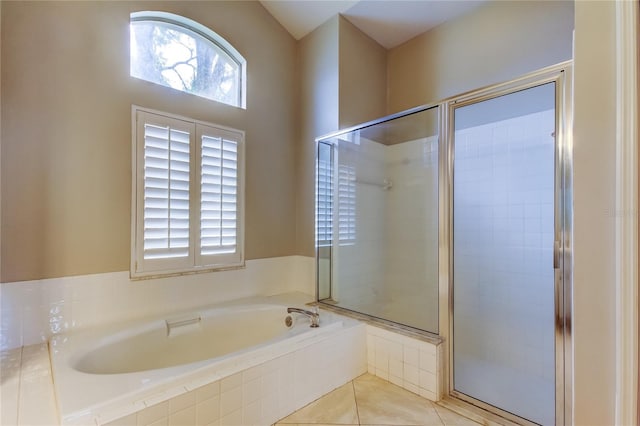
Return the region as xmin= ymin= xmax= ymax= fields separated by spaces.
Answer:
xmin=0 ymin=255 xmax=315 ymax=351
xmin=366 ymin=324 xmax=443 ymax=402
xmin=49 ymin=296 xmax=366 ymax=425
xmin=2 ymin=320 xmax=445 ymax=426
xmin=1 ymin=256 xmax=445 ymax=425
xmin=102 ymin=325 xmax=366 ymax=426
xmin=1 ymin=343 xmax=58 ymax=425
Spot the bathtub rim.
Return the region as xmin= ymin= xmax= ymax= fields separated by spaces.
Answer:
xmin=49 ymin=293 xmax=356 ymax=425
xmin=69 ymin=303 xmax=311 ymax=375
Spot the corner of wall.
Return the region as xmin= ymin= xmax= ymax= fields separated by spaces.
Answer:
xmin=296 ymin=16 xmax=340 ymax=258
xmin=0 ymin=0 xmax=3 ymax=284
xmin=573 ymin=1 xmax=618 ymax=424
xmin=337 ymin=16 xmax=387 ymax=127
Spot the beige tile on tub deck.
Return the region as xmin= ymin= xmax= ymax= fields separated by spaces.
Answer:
xmin=353 ymin=374 xmax=443 ymax=426
xmin=18 ymin=343 xmax=59 ymax=426
xmin=1 ymin=348 xmax=21 ymax=426
xmin=277 ymin=382 xmax=359 ymax=425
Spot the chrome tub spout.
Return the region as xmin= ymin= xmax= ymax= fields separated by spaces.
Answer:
xmin=287 ymin=307 xmax=320 ymax=328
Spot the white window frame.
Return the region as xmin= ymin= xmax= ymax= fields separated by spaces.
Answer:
xmin=131 ymin=106 xmax=245 ymax=278
xmin=130 ymin=11 xmax=247 ymax=109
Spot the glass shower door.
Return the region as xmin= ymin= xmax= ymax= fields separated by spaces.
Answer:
xmin=452 ymin=83 xmax=557 ymax=425
xmin=315 ymin=106 xmax=440 ymax=334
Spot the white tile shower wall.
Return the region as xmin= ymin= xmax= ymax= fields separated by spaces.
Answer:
xmin=383 ymin=136 xmax=439 ymax=333
xmin=102 ymin=323 xmax=367 ymax=426
xmin=0 ymin=256 xmax=315 ymax=351
xmin=365 ymin=325 xmax=442 ymax=402
xmin=453 ymin=109 xmax=555 ymax=380
xmin=330 ymin=135 xmax=439 ymax=333
xmin=333 ymin=138 xmax=387 ymax=311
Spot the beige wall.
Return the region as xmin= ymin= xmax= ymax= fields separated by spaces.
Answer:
xmin=338 ymin=16 xmax=387 ymax=128
xmin=0 ymin=1 xmax=3 ymax=283
xmin=0 ymin=1 xmax=298 ymax=282
xmin=296 ymin=16 xmax=340 ymax=259
xmin=0 ymin=0 xmax=628 ymax=421
xmin=296 ymin=16 xmax=387 ymax=257
xmin=573 ymin=2 xmax=617 ymax=424
xmin=387 ymin=0 xmax=574 ymax=113
xmin=296 ymin=1 xmax=574 ymax=256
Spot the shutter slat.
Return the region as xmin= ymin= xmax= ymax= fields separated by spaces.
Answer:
xmin=200 ymin=135 xmax=238 ymax=256
xmin=316 ymin=157 xmax=334 ymax=244
xmin=142 ymin=120 xmax=191 ymax=259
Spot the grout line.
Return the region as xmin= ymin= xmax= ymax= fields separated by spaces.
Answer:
xmin=15 ymin=345 xmax=23 ymax=426
xmin=433 ymin=400 xmax=446 ymax=426
xmin=46 ymin=342 xmax=61 ymax=423
xmin=351 ymin=380 xmax=361 ymax=426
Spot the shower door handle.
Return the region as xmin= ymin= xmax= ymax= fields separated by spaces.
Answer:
xmin=553 ymin=240 xmax=561 ymax=269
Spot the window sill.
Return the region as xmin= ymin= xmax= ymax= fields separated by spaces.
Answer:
xmin=129 ymin=261 xmax=246 ymax=281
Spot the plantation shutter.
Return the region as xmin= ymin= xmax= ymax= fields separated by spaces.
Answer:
xmin=337 ymin=164 xmax=356 ymax=243
xmin=143 ymin=123 xmax=191 ymax=259
xmin=197 ymin=125 xmax=243 ymax=265
xmin=132 ymin=108 xmax=244 ymax=277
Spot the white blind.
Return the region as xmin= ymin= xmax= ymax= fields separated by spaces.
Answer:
xmin=338 ymin=164 xmax=356 ymax=243
xmin=143 ymin=123 xmax=191 ymax=259
xmin=201 ymin=135 xmax=238 ymax=255
xmin=133 ymin=107 xmax=244 ymax=277
xmin=316 ymin=145 xmax=333 ymax=246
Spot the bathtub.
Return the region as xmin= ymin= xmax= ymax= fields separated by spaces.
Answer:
xmin=50 ymin=293 xmax=366 ymax=425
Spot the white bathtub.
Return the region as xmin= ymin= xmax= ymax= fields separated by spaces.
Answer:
xmin=50 ymin=293 xmax=366 ymax=425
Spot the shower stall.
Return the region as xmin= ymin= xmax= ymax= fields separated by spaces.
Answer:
xmin=315 ymin=62 xmax=572 ymax=426
xmin=317 ymin=106 xmax=440 ymax=334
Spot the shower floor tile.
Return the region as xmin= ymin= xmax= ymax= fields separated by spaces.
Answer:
xmin=274 ymin=373 xmax=480 ymax=426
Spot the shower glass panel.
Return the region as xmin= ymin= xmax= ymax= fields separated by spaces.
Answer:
xmin=452 ymin=83 xmax=556 ymax=425
xmin=316 ymin=106 xmax=439 ymax=334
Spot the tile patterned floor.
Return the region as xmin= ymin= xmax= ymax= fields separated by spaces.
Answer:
xmin=274 ymin=373 xmax=480 ymax=426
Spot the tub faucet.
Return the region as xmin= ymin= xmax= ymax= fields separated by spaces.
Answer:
xmin=287 ymin=307 xmax=320 ymax=328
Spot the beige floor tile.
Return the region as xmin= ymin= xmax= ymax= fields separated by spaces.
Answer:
xmin=278 ymin=382 xmax=359 ymax=425
xmin=353 ymin=374 xmax=443 ymax=426
xmin=433 ymin=406 xmax=481 ymax=426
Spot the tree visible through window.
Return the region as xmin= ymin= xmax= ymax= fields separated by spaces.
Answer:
xmin=130 ymin=12 xmax=246 ymax=108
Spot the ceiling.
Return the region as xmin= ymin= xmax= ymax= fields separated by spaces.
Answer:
xmin=260 ymin=0 xmax=487 ymax=49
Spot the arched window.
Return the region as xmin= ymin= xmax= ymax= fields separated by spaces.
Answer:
xmin=130 ymin=12 xmax=246 ymax=108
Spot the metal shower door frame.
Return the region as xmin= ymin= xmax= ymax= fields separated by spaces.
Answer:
xmin=313 ymin=60 xmax=573 ymax=426
xmin=439 ymin=61 xmax=573 ymax=426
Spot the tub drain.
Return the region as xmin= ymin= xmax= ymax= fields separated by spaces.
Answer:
xmin=285 ymin=315 xmax=293 ymax=327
